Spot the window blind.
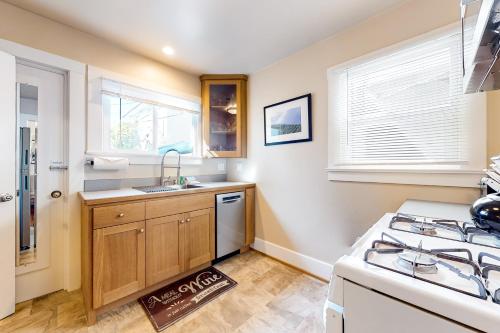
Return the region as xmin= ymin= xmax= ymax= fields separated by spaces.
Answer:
xmin=331 ymin=31 xmax=469 ymax=166
xmin=101 ymin=78 xmax=201 ymax=113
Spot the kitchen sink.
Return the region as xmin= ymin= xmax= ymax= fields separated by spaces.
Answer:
xmin=133 ymin=185 xmax=179 ymax=193
xmin=134 ymin=183 xmax=204 ymax=193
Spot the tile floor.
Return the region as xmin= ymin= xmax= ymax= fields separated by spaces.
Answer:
xmin=0 ymin=250 xmax=328 ymax=333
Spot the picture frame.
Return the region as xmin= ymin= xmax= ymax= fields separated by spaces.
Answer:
xmin=264 ymin=93 xmax=312 ymax=146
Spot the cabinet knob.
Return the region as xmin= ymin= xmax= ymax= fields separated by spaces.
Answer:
xmin=139 ymin=228 xmax=144 ymax=233
xmin=118 ymin=213 xmax=125 ymax=217
xmin=180 ymin=220 xmax=185 ymax=224
xmin=186 ymin=218 xmax=191 ymax=222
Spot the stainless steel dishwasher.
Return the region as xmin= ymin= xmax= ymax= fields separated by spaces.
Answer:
xmin=215 ymin=191 xmax=245 ymax=261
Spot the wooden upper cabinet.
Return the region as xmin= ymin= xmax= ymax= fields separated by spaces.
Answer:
xmin=146 ymin=214 xmax=184 ymax=286
xmin=93 ymin=221 xmax=145 ymax=308
xmin=184 ymin=208 xmax=215 ymax=270
xmin=200 ymin=74 xmax=247 ymax=158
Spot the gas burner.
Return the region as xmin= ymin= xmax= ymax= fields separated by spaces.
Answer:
xmin=364 ymin=233 xmax=487 ymax=300
xmin=397 ymin=250 xmax=438 ymax=274
xmin=390 ymin=213 xmax=500 ymax=250
xmin=410 ymin=222 xmax=437 ymax=236
xmin=390 ymin=213 xmax=465 ymax=242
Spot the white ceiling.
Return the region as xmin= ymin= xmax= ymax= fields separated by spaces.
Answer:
xmin=6 ymin=0 xmax=406 ymax=74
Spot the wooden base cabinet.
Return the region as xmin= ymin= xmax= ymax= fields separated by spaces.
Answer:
xmin=146 ymin=214 xmax=184 ymax=287
xmin=185 ymin=208 xmax=215 ymax=270
xmin=80 ymin=185 xmax=255 ymax=325
xmin=93 ymin=221 xmax=145 ymax=308
xmin=145 ymin=209 xmax=215 ymax=286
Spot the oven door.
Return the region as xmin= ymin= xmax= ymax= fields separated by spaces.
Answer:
xmin=341 ymin=281 xmax=477 ymax=333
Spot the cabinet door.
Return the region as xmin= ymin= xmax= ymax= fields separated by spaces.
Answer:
xmin=146 ymin=214 xmax=184 ymax=286
xmin=93 ymin=221 xmax=145 ymax=308
xmin=201 ymin=77 xmax=247 ymax=158
xmin=185 ymin=208 xmax=215 ymax=270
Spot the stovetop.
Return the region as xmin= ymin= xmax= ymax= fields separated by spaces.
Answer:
xmin=363 ymin=231 xmax=500 ymax=303
xmin=390 ymin=213 xmax=500 ymax=249
xmin=333 ymin=203 xmax=500 ymax=332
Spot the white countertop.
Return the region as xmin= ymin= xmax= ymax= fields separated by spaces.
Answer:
xmin=398 ymin=199 xmax=472 ymax=222
xmin=79 ymin=181 xmax=255 ymax=205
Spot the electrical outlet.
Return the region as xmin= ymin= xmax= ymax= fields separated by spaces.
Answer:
xmin=236 ymin=163 xmax=243 ymax=172
xmin=217 ymin=162 xmax=226 ymax=171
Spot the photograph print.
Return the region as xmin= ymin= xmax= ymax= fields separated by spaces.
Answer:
xmin=264 ymin=93 xmax=312 ymax=146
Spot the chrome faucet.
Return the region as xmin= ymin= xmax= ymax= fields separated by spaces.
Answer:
xmin=160 ymin=148 xmax=181 ymax=186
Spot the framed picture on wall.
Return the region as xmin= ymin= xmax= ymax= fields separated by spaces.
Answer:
xmin=264 ymin=93 xmax=312 ymax=146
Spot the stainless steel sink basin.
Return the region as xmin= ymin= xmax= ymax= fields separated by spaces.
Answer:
xmin=134 ymin=183 xmax=204 ymax=193
xmin=133 ymin=185 xmax=180 ymax=193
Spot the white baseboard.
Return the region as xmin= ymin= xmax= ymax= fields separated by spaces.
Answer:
xmin=251 ymin=237 xmax=333 ymax=281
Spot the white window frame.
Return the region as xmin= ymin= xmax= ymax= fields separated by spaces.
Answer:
xmin=87 ymin=66 xmax=203 ymax=165
xmin=326 ymin=24 xmax=486 ymax=188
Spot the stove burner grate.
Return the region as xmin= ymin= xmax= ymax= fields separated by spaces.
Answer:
xmin=390 ymin=213 xmax=466 ymax=241
xmin=364 ymin=234 xmax=487 ymax=300
xmin=479 ymin=252 xmax=500 ymax=304
xmin=390 ymin=213 xmax=500 ymax=249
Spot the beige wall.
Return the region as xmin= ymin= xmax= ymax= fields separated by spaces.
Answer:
xmin=488 ymin=90 xmax=500 ymax=158
xmin=227 ymin=0 xmax=494 ymax=265
xmin=0 ymin=1 xmax=199 ymax=97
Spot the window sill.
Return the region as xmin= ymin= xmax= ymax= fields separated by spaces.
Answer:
xmin=326 ymin=168 xmax=484 ymax=188
xmin=86 ymin=151 xmax=204 ymax=166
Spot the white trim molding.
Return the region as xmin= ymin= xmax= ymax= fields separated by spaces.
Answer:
xmin=251 ymin=237 xmax=333 ymax=281
xmin=0 ymin=38 xmax=86 ymax=292
xmin=327 ymin=168 xmax=484 ymax=188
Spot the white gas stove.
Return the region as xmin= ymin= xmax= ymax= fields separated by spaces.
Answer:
xmin=324 ymin=200 xmax=500 ymax=333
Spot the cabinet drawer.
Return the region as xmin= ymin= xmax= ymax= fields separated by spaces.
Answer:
xmin=93 ymin=202 xmax=145 ymax=229
xmin=146 ymin=193 xmax=214 ymax=219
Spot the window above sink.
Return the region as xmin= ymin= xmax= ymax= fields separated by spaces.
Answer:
xmin=86 ymin=66 xmax=203 ymax=165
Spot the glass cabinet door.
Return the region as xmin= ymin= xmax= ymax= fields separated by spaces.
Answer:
xmin=208 ymin=83 xmax=238 ymax=152
xmin=201 ymin=75 xmax=247 ymax=158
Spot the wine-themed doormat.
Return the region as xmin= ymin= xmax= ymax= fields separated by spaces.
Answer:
xmin=139 ymin=267 xmax=237 ymax=331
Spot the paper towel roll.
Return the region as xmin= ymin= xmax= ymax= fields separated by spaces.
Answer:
xmin=92 ymin=156 xmax=129 ymax=170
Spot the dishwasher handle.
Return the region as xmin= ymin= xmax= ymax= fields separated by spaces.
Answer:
xmin=217 ymin=192 xmax=245 ymax=205
xmin=222 ymin=194 xmax=242 ymax=204
xmin=222 ymin=198 xmax=241 ymax=204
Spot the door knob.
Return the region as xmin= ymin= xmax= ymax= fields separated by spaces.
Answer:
xmin=0 ymin=193 xmax=13 ymax=202
xmin=51 ymin=190 xmax=62 ymax=199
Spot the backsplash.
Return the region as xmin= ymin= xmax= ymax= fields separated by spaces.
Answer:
xmin=84 ymin=158 xmax=228 ymax=191
xmin=84 ymin=174 xmax=227 ymax=191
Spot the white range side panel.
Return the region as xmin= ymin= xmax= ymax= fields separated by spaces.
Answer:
xmin=0 ymin=50 xmax=16 ymax=319
xmin=343 ymin=281 xmax=476 ymax=333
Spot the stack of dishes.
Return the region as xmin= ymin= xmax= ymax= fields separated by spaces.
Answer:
xmin=485 ymin=156 xmax=500 ymax=192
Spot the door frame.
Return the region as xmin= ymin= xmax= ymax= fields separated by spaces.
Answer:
xmin=0 ymin=38 xmax=86 ymax=292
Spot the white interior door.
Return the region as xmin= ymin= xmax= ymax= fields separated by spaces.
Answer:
xmin=14 ymin=63 xmax=66 ymax=303
xmin=0 ymin=50 xmax=16 ymax=319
